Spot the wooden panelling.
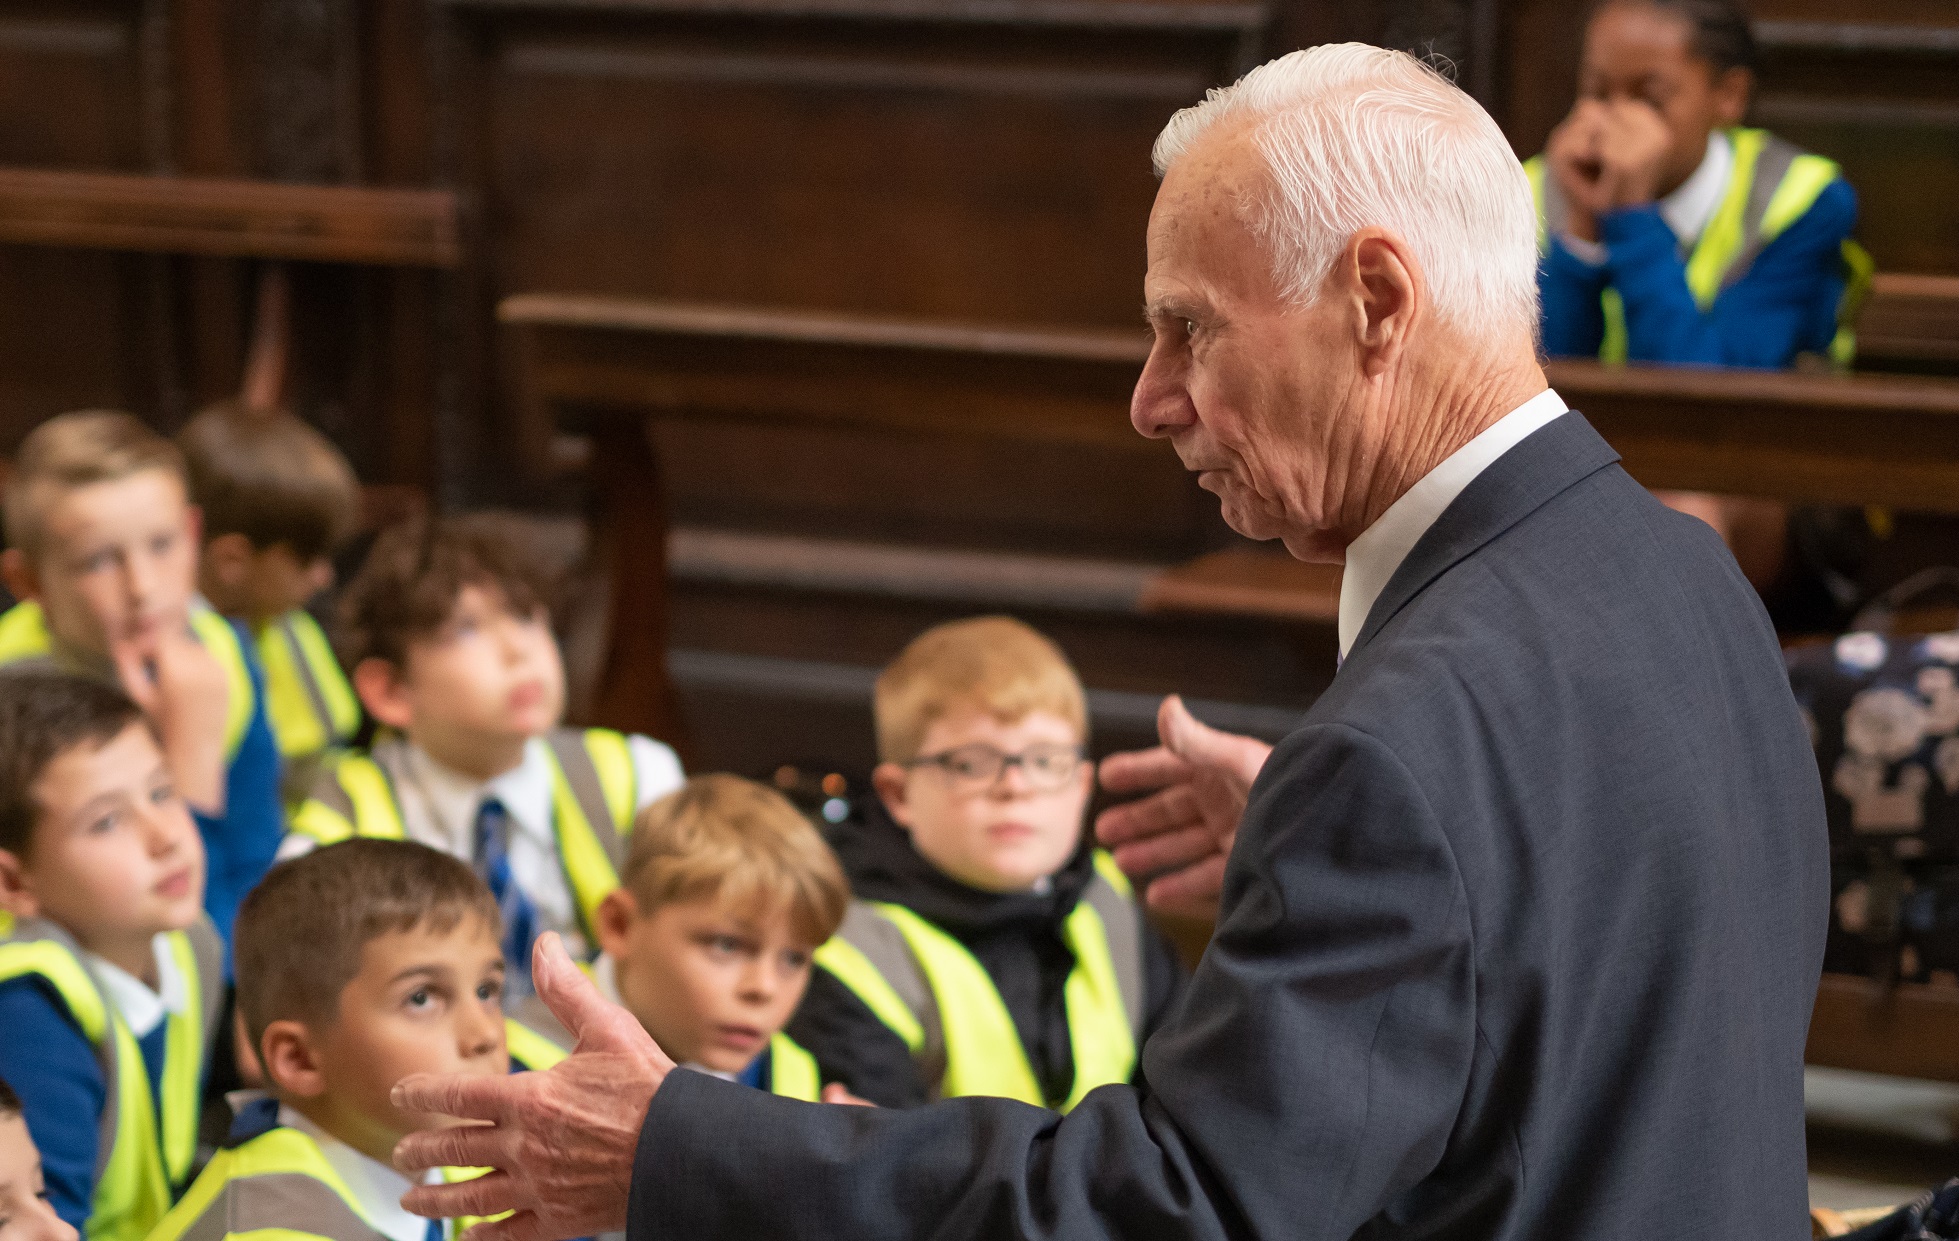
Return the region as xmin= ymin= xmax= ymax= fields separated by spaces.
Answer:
xmin=1808 ymin=973 xmax=1959 ymax=1083
xmin=0 ymin=168 xmax=461 ymax=265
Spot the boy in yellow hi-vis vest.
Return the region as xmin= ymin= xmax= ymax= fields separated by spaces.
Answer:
xmin=0 ymin=672 xmax=226 ymax=1241
xmin=284 ymin=516 xmax=683 ymax=1007
xmin=150 ymin=839 xmax=558 ymax=1241
xmin=573 ymin=775 xmax=856 ymax=1102
xmin=0 ymin=1076 xmax=81 ymax=1241
xmin=177 ymin=401 xmax=364 ymax=810
xmin=786 ymin=617 xmax=1187 ymax=1111
xmin=1530 ymin=0 xmax=1864 ymax=369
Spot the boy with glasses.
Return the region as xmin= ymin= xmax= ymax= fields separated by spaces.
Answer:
xmin=785 ymin=616 xmax=1186 ymax=1110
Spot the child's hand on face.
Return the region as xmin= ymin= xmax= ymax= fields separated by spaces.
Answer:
xmin=1595 ymin=98 xmax=1672 ymax=211
xmin=111 ymin=627 xmax=230 ymax=814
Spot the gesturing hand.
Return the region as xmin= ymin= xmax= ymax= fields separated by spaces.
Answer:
xmin=1094 ymin=695 xmax=1271 ymax=920
xmin=393 ymin=933 xmax=676 ymax=1241
xmin=112 ymin=627 xmax=230 ymax=814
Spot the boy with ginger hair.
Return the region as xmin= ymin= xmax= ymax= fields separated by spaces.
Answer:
xmin=785 ymin=616 xmax=1186 ymax=1110
xmin=0 ymin=411 xmax=284 ymax=947
xmin=582 ymin=774 xmax=855 ymax=1101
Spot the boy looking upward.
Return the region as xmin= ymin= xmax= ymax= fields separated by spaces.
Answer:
xmin=0 ymin=1077 xmax=82 ymax=1241
xmin=0 ymin=410 xmax=284 ymax=945
xmin=589 ymin=774 xmax=851 ymax=1100
xmin=787 ymin=617 xmax=1187 ymax=1110
xmin=0 ymin=672 xmax=226 ymax=1241
xmin=1531 ymin=0 xmax=1865 ymax=368
xmin=288 ymin=516 xmax=683 ymax=1002
xmin=149 ymin=839 xmax=514 ymax=1241
xmin=177 ymin=401 xmax=363 ymax=807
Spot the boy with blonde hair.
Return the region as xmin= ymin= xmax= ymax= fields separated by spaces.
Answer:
xmin=287 ymin=516 xmax=683 ymax=1004
xmin=149 ymin=839 xmax=533 ymax=1241
xmin=0 ymin=672 xmax=226 ymax=1241
xmin=585 ymin=774 xmax=851 ymax=1100
xmin=786 ymin=616 xmax=1186 ymax=1109
xmin=0 ymin=410 xmax=284 ymax=944
xmin=177 ymin=401 xmax=363 ymax=805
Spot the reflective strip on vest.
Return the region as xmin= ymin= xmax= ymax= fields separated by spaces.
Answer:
xmin=1525 ymin=129 xmax=1868 ymax=367
xmin=0 ymin=916 xmax=221 ymax=1241
xmin=812 ymin=934 xmax=926 ymax=1054
xmin=769 ymin=1032 xmax=821 ymax=1101
xmin=503 ymin=1017 xmax=568 ymax=1071
xmin=150 ymin=1126 xmax=391 ymax=1241
xmin=0 ymin=603 xmax=255 ymax=760
xmin=258 ymin=611 xmax=359 ymax=764
xmin=837 ymin=860 xmax=1139 ymax=1112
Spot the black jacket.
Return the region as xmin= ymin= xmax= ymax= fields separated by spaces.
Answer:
xmin=631 ymin=413 xmax=1828 ymax=1241
xmin=785 ymin=801 xmax=1188 ymax=1108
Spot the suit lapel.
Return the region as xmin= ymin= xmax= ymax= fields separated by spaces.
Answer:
xmin=1348 ymin=412 xmax=1624 ymax=659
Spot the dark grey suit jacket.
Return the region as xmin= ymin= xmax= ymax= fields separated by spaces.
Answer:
xmin=627 ymin=412 xmax=1829 ymax=1240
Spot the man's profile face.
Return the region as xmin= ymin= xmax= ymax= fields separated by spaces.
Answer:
xmin=1132 ymin=125 xmax=1357 ymax=562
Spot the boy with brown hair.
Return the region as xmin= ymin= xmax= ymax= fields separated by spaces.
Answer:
xmin=0 ymin=671 xmax=226 ymax=1241
xmin=148 ymin=839 xmax=520 ymax=1241
xmin=785 ymin=616 xmax=1186 ymax=1110
xmin=0 ymin=409 xmax=285 ymax=945
xmin=586 ymin=774 xmax=851 ymax=1100
xmin=287 ymin=515 xmax=683 ymax=1004
xmin=177 ymin=401 xmax=363 ymax=805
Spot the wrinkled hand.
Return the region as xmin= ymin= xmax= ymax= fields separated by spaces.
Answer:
xmin=1094 ymin=695 xmax=1271 ymax=920
xmin=393 ymin=933 xmax=675 ymax=1241
xmin=112 ymin=627 xmax=230 ymax=814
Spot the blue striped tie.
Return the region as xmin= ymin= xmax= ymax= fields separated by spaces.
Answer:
xmin=473 ymin=797 xmax=538 ymax=1004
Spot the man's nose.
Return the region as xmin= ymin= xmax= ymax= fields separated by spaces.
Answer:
xmin=1131 ymin=341 xmax=1196 ymax=440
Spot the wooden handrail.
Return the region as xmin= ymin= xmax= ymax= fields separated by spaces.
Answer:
xmin=0 ymin=167 xmax=461 ymax=267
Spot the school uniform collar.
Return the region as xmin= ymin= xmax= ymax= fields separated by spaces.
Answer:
xmin=395 ymin=737 xmax=558 ymax=860
xmin=277 ymin=1104 xmax=441 ymax=1241
xmin=1338 ymin=389 xmax=1570 ymax=659
xmin=1660 ymin=129 xmax=1732 ymax=248
xmin=85 ymin=933 xmax=187 ymax=1040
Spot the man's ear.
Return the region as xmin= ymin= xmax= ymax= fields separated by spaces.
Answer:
xmin=594 ymin=888 xmax=639 ymax=960
xmin=871 ymin=762 xmax=915 ymax=831
xmin=1711 ymin=66 xmax=1753 ymax=129
xmin=0 ymin=848 xmax=41 ymax=919
xmin=352 ymin=657 xmax=415 ymax=731
xmin=202 ymin=532 xmax=256 ymax=595
xmin=1338 ymin=228 xmax=1420 ymax=378
xmin=260 ymin=1019 xmax=328 ymax=1098
xmin=1 ymin=547 xmax=41 ymax=605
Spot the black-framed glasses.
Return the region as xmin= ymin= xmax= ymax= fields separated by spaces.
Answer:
xmin=907 ymin=743 xmax=1085 ymax=792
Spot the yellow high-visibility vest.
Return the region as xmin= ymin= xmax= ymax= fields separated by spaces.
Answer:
xmin=147 ymin=1120 xmax=497 ymax=1241
xmin=288 ymin=729 xmax=639 ymax=945
xmin=1525 ymin=127 xmax=1874 ymax=368
xmin=814 ymin=851 xmax=1142 ymax=1112
xmin=0 ymin=601 xmax=257 ymax=761
xmin=0 ymin=913 xmax=224 ymax=1241
xmin=256 ymin=609 xmax=360 ymax=804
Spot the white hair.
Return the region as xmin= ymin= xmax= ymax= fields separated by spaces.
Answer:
xmin=1153 ymin=44 xmax=1539 ymax=339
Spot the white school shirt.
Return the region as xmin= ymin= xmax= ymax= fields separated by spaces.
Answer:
xmin=85 ymin=933 xmax=188 ymax=1040
xmin=277 ymin=1105 xmax=442 ymax=1241
xmin=1337 ymin=390 xmax=1571 ymax=660
xmin=1562 ymin=129 xmax=1733 ymax=263
xmin=386 ymin=735 xmax=684 ymax=956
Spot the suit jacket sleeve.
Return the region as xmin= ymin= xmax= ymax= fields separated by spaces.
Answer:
xmin=629 ymin=723 xmax=1476 ymax=1241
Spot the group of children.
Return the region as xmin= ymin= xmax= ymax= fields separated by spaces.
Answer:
xmin=0 ymin=406 xmax=1185 ymax=1241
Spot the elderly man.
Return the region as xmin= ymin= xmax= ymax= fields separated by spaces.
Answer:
xmin=392 ymin=44 xmax=1827 ymax=1240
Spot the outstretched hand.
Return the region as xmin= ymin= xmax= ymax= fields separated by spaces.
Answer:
xmin=393 ymin=933 xmax=675 ymax=1241
xmin=1095 ymin=695 xmax=1271 ymax=920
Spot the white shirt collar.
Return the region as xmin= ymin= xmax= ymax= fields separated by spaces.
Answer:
xmin=395 ymin=738 xmax=557 ymax=862
xmin=1659 ymin=130 xmax=1733 ymax=247
xmin=277 ymin=1104 xmax=441 ymax=1241
xmin=85 ymin=934 xmax=187 ymax=1040
xmin=1337 ymin=390 xmax=1570 ymax=659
